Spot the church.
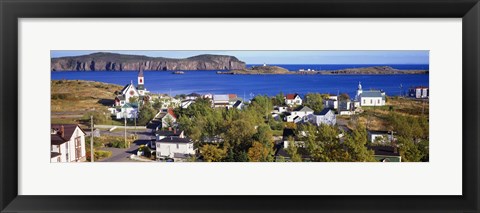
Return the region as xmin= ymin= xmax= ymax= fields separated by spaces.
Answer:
xmin=114 ymin=67 xmax=149 ymax=107
xmin=355 ymin=82 xmax=386 ymax=107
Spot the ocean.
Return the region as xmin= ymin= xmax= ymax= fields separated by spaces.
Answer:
xmin=51 ymin=64 xmax=429 ymax=99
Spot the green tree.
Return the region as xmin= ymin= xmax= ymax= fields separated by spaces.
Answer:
xmin=200 ymin=144 xmax=227 ymax=162
xmin=84 ymin=109 xmax=111 ymax=124
xmin=304 ymin=93 xmax=324 ymax=114
xmin=129 ymin=96 xmax=139 ymax=104
xmin=397 ymin=136 xmax=423 ymax=162
xmin=138 ymin=103 xmax=156 ymax=125
xmin=285 ymin=140 xmax=302 ymax=162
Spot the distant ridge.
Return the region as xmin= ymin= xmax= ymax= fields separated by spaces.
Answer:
xmin=51 ymin=52 xmax=246 ymax=71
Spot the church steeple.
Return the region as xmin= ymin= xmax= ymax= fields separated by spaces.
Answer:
xmin=137 ymin=65 xmax=145 ymax=93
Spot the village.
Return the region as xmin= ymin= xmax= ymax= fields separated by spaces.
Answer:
xmin=50 ymin=69 xmax=429 ymax=163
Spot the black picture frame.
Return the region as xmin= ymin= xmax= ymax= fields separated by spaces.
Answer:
xmin=1 ymin=0 xmax=479 ymax=212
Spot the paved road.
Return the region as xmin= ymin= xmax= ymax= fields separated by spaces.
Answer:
xmin=98 ymin=129 xmax=154 ymax=162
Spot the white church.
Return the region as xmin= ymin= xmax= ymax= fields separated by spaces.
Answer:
xmin=355 ymin=82 xmax=386 ymax=107
xmin=109 ymin=67 xmax=150 ymax=119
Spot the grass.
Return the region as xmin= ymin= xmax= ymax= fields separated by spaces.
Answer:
xmin=51 ymin=80 xmax=123 ymax=113
xmin=343 ymin=96 xmax=429 ymax=131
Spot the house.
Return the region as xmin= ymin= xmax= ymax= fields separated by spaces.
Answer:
xmin=285 ymin=106 xmax=314 ymax=123
xmin=228 ymin=94 xmax=240 ymax=105
xmin=50 ymin=124 xmax=86 ymax=163
xmin=368 ymin=146 xmax=402 ymax=162
xmin=355 ymin=82 xmax=386 ymax=106
xmin=157 ymin=108 xmax=177 ymax=129
xmin=409 ymin=86 xmax=429 ymax=99
xmin=307 ymin=108 xmax=336 ymax=126
xmin=285 ymin=94 xmax=302 ymax=106
xmin=150 ymin=128 xmax=185 ymax=148
xmin=185 ymin=93 xmax=201 ymax=100
xmin=232 ymin=100 xmax=244 ymax=109
xmin=112 ymin=103 xmax=138 ymax=119
xmin=323 ymin=98 xmax=338 ymax=109
xmin=155 ymin=137 xmax=195 ymax=161
xmin=338 ymin=100 xmax=355 ymax=115
xmin=368 ymin=130 xmax=394 ymax=144
xmin=274 ymin=129 xmax=309 ymax=161
xmin=213 ymin=94 xmax=230 ymax=108
xmin=273 ymin=106 xmax=288 ymax=114
xmin=181 ymin=100 xmax=195 ymax=109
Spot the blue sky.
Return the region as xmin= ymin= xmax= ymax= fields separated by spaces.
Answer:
xmin=51 ymin=50 xmax=429 ymax=64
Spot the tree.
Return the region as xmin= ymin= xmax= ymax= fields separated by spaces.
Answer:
xmin=200 ymin=144 xmax=227 ymax=162
xmin=285 ymin=140 xmax=302 ymax=162
xmin=138 ymin=104 xmax=156 ymax=125
xmin=272 ymin=92 xmax=285 ymax=106
xmin=397 ymin=136 xmax=423 ymax=162
xmin=153 ymin=98 xmax=164 ymax=110
xmin=342 ymin=125 xmax=376 ymax=162
xmin=84 ymin=109 xmax=111 ymax=124
xmin=339 ymin=93 xmax=350 ymax=101
xmin=304 ymin=93 xmax=324 ymax=113
xmin=247 ymin=141 xmax=271 ymax=162
xmin=129 ymin=96 xmax=139 ymax=103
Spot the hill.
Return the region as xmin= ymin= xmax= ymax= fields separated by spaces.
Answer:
xmin=51 ymin=52 xmax=246 ymax=71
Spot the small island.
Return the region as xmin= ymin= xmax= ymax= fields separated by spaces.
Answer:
xmin=218 ymin=65 xmax=292 ymax=75
xmin=217 ymin=65 xmax=428 ymax=75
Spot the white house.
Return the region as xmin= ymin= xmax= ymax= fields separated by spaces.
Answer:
xmin=181 ymin=100 xmax=195 ymax=109
xmin=156 ymin=137 xmax=195 ymax=160
xmin=285 ymin=106 xmax=314 ymax=123
xmin=51 ymin=124 xmax=86 ymax=163
xmin=355 ymin=82 xmax=386 ymax=106
xmin=158 ymin=108 xmax=177 ymax=129
xmin=232 ymin=100 xmax=244 ymax=109
xmin=409 ymin=86 xmax=429 ymax=99
xmin=368 ymin=130 xmax=394 ymax=144
xmin=285 ymin=94 xmax=302 ymax=106
xmin=150 ymin=128 xmax=185 ymax=149
xmin=111 ymin=103 xmax=138 ymax=119
xmin=213 ymin=94 xmax=230 ymax=108
xmin=307 ymin=109 xmax=336 ymax=126
xmin=323 ymin=99 xmax=338 ymax=110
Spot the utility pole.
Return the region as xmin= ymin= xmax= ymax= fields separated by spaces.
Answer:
xmin=124 ymin=111 xmax=128 ymax=148
xmin=90 ymin=115 xmax=94 ymax=162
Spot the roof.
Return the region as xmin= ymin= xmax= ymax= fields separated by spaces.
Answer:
xmin=122 ymin=103 xmax=138 ymax=108
xmin=213 ymin=94 xmax=229 ymax=102
xmin=368 ymin=146 xmax=400 ymax=157
xmin=297 ymin=106 xmax=314 ymax=112
xmin=120 ymin=84 xmax=130 ymax=94
xmin=368 ymin=130 xmax=390 ymax=135
xmin=233 ymin=100 xmax=242 ymax=108
xmin=155 ymin=130 xmax=182 ymax=137
xmin=51 ymin=152 xmax=61 ymax=158
xmin=361 ymin=91 xmax=384 ymax=98
xmin=228 ymin=94 xmax=237 ymax=99
xmin=115 ymin=95 xmax=125 ymax=101
xmin=157 ymin=137 xmax=192 ymax=144
xmin=167 ymin=108 xmax=176 ymax=119
xmin=318 ymin=108 xmax=332 ymax=115
xmin=51 ymin=134 xmax=68 ymax=145
xmin=285 ymin=94 xmax=299 ymax=100
xmin=282 ymin=128 xmax=296 ymax=139
xmin=51 ymin=124 xmax=85 ymax=141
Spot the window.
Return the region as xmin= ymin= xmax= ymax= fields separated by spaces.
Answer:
xmin=377 ymin=99 xmax=380 ymax=104
xmin=176 ymin=144 xmax=179 ymax=149
xmin=370 ymin=99 xmax=372 ymax=104
xmin=363 ymin=100 xmax=366 ymax=104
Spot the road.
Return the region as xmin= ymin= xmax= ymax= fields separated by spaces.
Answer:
xmin=98 ymin=129 xmax=154 ymax=162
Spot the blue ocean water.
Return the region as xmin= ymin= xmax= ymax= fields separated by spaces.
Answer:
xmin=51 ymin=64 xmax=429 ymax=99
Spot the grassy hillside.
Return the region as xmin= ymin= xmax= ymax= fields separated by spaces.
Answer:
xmin=51 ymin=80 xmax=123 ymax=124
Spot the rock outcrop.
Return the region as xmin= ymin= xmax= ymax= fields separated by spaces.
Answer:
xmin=51 ymin=52 xmax=246 ymax=71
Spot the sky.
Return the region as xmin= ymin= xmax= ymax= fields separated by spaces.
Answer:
xmin=51 ymin=50 xmax=429 ymax=65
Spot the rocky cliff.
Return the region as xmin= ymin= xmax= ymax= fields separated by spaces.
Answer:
xmin=51 ymin=52 xmax=246 ymax=71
